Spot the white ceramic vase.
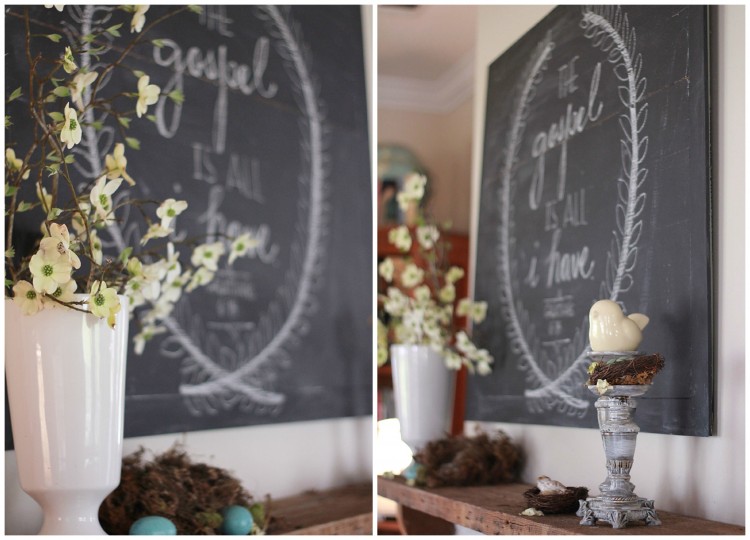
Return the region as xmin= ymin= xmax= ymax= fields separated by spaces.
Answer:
xmin=5 ymin=296 xmax=129 ymax=535
xmin=390 ymin=344 xmax=456 ymax=454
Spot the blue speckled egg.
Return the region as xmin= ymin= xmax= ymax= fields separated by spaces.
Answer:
xmin=402 ymin=461 xmax=420 ymax=480
xmin=220 ymin=505 xmax=254 ymax=535
xmin=129 ymin=515 xmax=177 ymax=535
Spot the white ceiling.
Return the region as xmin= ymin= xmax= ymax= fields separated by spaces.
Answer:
xmin=378 ymin=5 xmax=477 ymax=112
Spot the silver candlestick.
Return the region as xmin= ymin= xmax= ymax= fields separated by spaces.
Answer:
xmin=578 ymin=356 xmax=661 ymax=529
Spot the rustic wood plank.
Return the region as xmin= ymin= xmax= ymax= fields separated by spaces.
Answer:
xmin=378 ymin=476 xmax=744 ymax=535
xmin=270 ymin=483 xmax=372 ymax=535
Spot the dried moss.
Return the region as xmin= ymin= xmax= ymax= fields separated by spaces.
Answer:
xmin=587 ymin=353 xmax=665 ymax=386
xmin=99 ymin=446 xmax=268 ymax=535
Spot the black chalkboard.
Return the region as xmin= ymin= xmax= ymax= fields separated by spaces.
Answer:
xmin=468 ymin=6 xmax=712 ymax=436
xmin=5 ymin=5 xmax=371 ymax=445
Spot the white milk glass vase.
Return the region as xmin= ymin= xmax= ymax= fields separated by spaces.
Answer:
xmin=5 ymin=295 xmax=129 ymax=535
xmin=390 ymin=344 xmax=456 ymax=455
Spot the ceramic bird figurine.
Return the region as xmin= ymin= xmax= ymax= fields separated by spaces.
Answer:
xmin=537 ymin=475 xmax=567 ymax=495
xmin=588 ymin=299 xmax=649 ymax=352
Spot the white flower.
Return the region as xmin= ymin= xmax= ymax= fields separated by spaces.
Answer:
xmin=44 ymin=279 xmax=78 ymax=306
xmin=444 ymin=350 xmax=463 ymax=370
xmin=191 ymin=241 xmax=225 ymax=272
xmin=133 ymin=324 xmax=166 ymax=355
xmin=397 ymin=173 xmax=427 ymax=210
xmin=388 ymin=225 xmax=411 ymax=252
xmin=90 ymin=175 xmax=122 ymax=224
xmin=228 ymin=232 xmax=259 ymax=264
xmin=383 ymin=287 xmax=408 ymax=317
xmin=62 ymin=46 xmax=77 ymax=74
xmin=400 ymin=263 xmax=423 ymax=289
xmin=131 ymin=5 xmax=149 ymax=33
xmin=156 ymin=198 xmax=188 ymax=229
xmin=136 ymin=75 xmax=160 ymax=118
xmin=470 ymin=301 xmax=488 ymax=323
xmin=438 ymin=283 xmax=455 ymax=304
xmin=29 ymin=249 xmax=72 ymax=294
xmin=476 ymin=361 xmax=492 ymax=376
xmin=162 ymin=243 xmax=182 ymax=284
xmin=142 ymin=298 xmax=175 ymax=326
xmin=104 ymin=143 xmax=135 ymax=185
xmin=596 ymin=379 xmax=611 ymax=395
xmin=378 ymin=258 xmax=394 ymax=282
xmin=124 ymin=277 xmax=148 ymax=311
xmin=59 ymin=102 xmax=82 ymax=149
xmin=89 ymin=228 xmax=103 ymax=265
xmin=36 ymin=184 xmax=53 ymax=213
xmin=44 ymin=5 xmax=64 ymax=11
xmin=186 ymin=266 xmax=215 ymax=292
xmin=416 ymin=225 xmax=439 ymax=250
xmin=5 ymin=148 xmax=29 ymax=179
xmin=71 ymin=201 xmax=91 ymax=236
xmin=445 ymin=266 xmax=465 ymax=285
xmin=88 ymin=280 xmax=121 ymax=328
xmin=455 ymin=330 xmax=475 ymax=357
xmin=140 ymin=223 xmax=172 ymax=245
xmin=70 ymin=70 xmax=97 ymax=111
xmin=413 ymin=285 xmax=431 ymax=305
xmin=40 ymin=223 xmax=81 ymax=269
xmin=13 ymin=280 xmax=44 ymax=315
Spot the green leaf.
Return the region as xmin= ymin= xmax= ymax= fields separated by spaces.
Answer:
xmin=151 ymin=38 xmax=164 ymax=48
xmin=168 ymin=89 xmax=185 ymax=105
xmin=52 ymin=86 xmax=70 ymax=97
xmin=5 ymin=115 xmax=11 ymax=128
xmin=188 ymin=5 xmax=203 ymax=14
xmin=133 ymin=70 xmax=146 ymax=79
xmin=5 ymin=184 xmax=19 ymax=197
xmin=45 ymin=164 xmax=60 ymax=176
xmin=125 ymin=137 xmax=140 ymax=150
xmin=118 ymin=247 xmax=133 ymax=263
xmin=118 ymin=116 xmax=131 ymax=129
xmin=63 ymin=154 xmax=75 ymax=164
xmin=106 ymin=24 xmax=122 ymax=37
xmin=16 ymin=201 xmax=33 ymax=213
xmin=46 ymin=151 xmax=61 ymax=163
xmin=46 ymin=34 xmax=62 ymax=43
xmin=45 ymin=94 xmax=57 ymax=103
xmin=47 ymin=207 xmax=62 ymax=220
xmin=7 ymin=87 xmax=22 ymax=103
xmin=90 ymin=120 xmax=104 ymax=130
xmin=48 ymin=111 xmax=65 ymax=123
xmin=82 ymin=33 xmax=96 ymax=44
xmin=249 ymin=504 xmax=265 ymax=528
xmin=5 ymin=279 xmax=13 ymax=288
xmin=5 ymin=247 xmax=14 ymax=259
xmin=146 ymin=114 xmax=156 ymax=123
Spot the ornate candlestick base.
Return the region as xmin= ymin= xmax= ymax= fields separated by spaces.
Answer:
xmin=577 ymin=376 xmax=661 ymax=529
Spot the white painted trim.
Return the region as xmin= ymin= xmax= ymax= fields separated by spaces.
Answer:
xmin=379 ymin=52 xmax=475 ymax=113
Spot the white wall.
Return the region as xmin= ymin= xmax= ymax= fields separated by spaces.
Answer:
xmin=468 ymin=5 xmax=745 ymax=526
xmin=5 ymin=7 xmax=374 ymax=535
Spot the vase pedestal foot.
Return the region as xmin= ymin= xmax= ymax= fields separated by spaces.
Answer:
xmin=31 ymin=489 xmax=111 ymax=535
xmin=577 ymin=497 xmax=661 ymax=529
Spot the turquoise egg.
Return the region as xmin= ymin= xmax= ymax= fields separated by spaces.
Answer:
xmin=220 ymin=505 xmax=254 ymax=535
xmin=129 ymin=515 xmax=177 ymax=535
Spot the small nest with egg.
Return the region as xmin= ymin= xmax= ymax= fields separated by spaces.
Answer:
xmin=413 ymin=431 xmax=522 ymax=488
xmin=523 ymin=486 xmax=589 ymax=514
xmin=587 ymin=353 xmax=665 ymax=385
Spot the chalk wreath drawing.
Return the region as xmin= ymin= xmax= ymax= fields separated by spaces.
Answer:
xmin=71 ymin=6 xmax=330 ymax=417
xmin=497 ymin=6 xmax=648 ymax=416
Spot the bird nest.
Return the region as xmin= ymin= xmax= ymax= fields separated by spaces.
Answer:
xmin=413 ymin=431 xmax=522 ymax=488
xmin=523 ymin=486 xmax=589 ymax=514
xmin=587 ymin=353 xmax=665 ymax=385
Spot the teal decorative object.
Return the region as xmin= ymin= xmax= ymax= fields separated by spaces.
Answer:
xmin=220 ymin=505 xmax=254 ymax=535
xmin=129 ymin=516 xmax=177 ymax=535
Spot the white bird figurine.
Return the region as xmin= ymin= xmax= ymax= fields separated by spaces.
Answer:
xmin=537 ymin=475 xmax=567 ymax=495
xmin=588 ymin=299 xmax=649 ymax=352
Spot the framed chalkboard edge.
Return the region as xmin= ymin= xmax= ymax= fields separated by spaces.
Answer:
xmin=706 ymin=5 xmax=717 ymax=437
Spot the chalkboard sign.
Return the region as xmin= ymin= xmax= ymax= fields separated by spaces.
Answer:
xmin=468 ymin=6 xmax=712 ymax=436
xmin=5 ymin=5 xmax=371 ymax=444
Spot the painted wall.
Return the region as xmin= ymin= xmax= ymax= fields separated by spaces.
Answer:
xmin=4 ymin=7 xmax=374 ymax=534
xmin=379 ymin=97 xmax=474 ymax=232
xmin=468 ymin=5 xmax=744 ymax=526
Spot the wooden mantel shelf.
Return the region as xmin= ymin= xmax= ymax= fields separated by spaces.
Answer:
xmin=270 ymin=483 xmax=372 ymax=535
xmin=378 ymin=476 xmax=744 ymax=535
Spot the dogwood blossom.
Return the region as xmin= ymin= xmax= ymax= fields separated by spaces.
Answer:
xmin=445 ymin=266 xmax=465 ymax=284
xmin=156 ymin=198 xmax=188 ymax=228
xmin=140 ymin=223 xmax=171 ymax=245
xmin=383 ymin=287 xmax=408 ymax=317
xmin=596 ymin=379 xmax=612 ymax=395
xmin=416 ymin=225 xmax=439 ymax=250
xmin=228 ymin=232 xmax=259 ymax=264
xmin=104 ymin=143 xmax=135 ymax=185
xmin=40 ymin=223 xmax=81 ymax=269
xmin=191 ymin=242 xmax=225 ymax=272
xmin=71 ymin=201 xmax=91 ymax=236
xmin=12 ymin=280 xmax=43 ymax=315
xmin=62 ymin=46 xmax=77 ymax=74
xmin=60 ymin=103 xmax=82 ymax=149
xmin=136 ymin=75 xmax=160 ymax=118
xmin=29 ymin=249 xmax=72 ymax=294
xmin=133 ymin=324 xmax=166 ymax=355
xmin=44 ymin=5 xmax=64 ymax=11
xmin=90 ymin=175 xmax=122 ymax=224
xmin=396 ymin=172 xmax=427 ymax=210
xmin=88 ymin=280 xmax=121 ymax=328
xmin=388 ymin=225 xmax=411 ymax=252
xmin=438 ymin=283 xmax=455 ymax=304
xmin=186 ymin=266 xmax=215 ymax=292
xmin=45 ymin=279 xmax=78 ymax=306
xmin=5 ymin=148 xmax=29 ymax=179
xmin=70 ymin=70 xmax=97 ymax=110
xmin=131 ymin=5 xmax=149 ymax=33
xmin=400 ymin=263 xmax=424 ymax=288
xmin=89 ymin=228 xmax=103 ymax=264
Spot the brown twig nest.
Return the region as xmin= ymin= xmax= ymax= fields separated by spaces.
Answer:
xmin=99 ymin=445 xmax=268 ymax=535
xmin=523 ymin=486 xmax=589 ymax=514
xmin=587 ymin=353 xmax=665 ymax=385
xmin=414 ymin=431 xmax=522 ymax=488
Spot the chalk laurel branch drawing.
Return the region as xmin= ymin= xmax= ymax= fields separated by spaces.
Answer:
xmin=72 ymin=6 xmax=330 ymax=417
xmin=498 ymin=6 xmax=648 ymax=416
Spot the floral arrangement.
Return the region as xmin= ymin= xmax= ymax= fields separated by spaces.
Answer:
xmin=5 ymin=5 xmax=257 ymax=353
xmin=377 ymin=173 xmax=493 ymax=375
